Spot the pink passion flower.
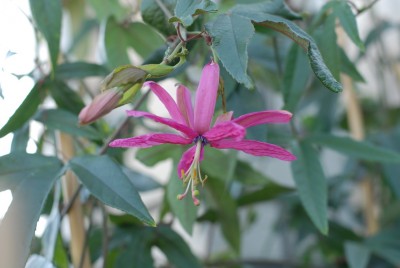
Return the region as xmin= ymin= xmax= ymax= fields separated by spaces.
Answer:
xmin=109 ymin=61 xmax=296 ymax=205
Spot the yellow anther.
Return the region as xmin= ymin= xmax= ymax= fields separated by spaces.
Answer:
xmin=180 ymin=169 xmax=185 ymax=178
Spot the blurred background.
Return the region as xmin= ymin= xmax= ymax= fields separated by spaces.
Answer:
xmin=1 ymin=0 xmax=400 ymax=267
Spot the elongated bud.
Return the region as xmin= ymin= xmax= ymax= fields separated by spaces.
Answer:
xmin=139 ymin=64 xmax=174 ymax=78
xmin=78 ymin=88 xmax=123 ymax=125
xmin=101 ymin=65 xmax=148 ymax=90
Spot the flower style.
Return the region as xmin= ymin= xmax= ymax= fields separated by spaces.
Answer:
xmin=109 ymin=61 xmax=296 ymax=205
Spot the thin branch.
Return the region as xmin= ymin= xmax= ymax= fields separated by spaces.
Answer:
xmin=78 ymin=201 xmax=95 ymax=268
xmin=100 ymin=203 xmax=109 ymax=268
xmin=355 ymin=0 xmax=381 ymax=15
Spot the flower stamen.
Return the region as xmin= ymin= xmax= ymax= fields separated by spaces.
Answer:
xmin=178 ymin=139 xmax=208 ymax=206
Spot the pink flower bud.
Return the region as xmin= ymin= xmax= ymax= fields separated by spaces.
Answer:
xmin=78 ymin=89 xmax=123 ymax=125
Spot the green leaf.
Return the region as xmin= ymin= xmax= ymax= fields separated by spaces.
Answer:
xmin=34 ymin=108 xmax=103 ymax=140
xmin=42 ymin=182 xmax=62 ymax=261
xmin=49 ymin=80 xmax=85 ymax=115
xmin=202 ymin=148 xmax=237 ymax=183
xmin=155 ymin=226 xmax=201 ymax=268
xmin=227 ymin=84 xmax=266 ymax=140
xmin=55 ymin=62 xmax=109 ymax=79
xmin=231 ymin=0 xmax=302 ymax=21
xmin=141 ymin=0 xmax=176 ymax=36
xmin=237 ymin=183 xmax=293 ymax=206
xmin=29 ymin=0 xmax=62 ymax=71
xmin=122 ymin=167 xmax=161 ymax=192
xmin=105 ymin=17 xmax=165 ymax=68
xmin=167 ymin=162 xmax=198 ymax=234
xmin=291 ymin=141 xmax=328 ymax=235
xmin=232 ymin=9 xmax=342 ymax=92
xmin=345 ymin=241 xmax=370 ymax=268
xmin=339 ymin=48 xmax=365 ymax=82
xmin=0 ymin=153 xmax=63 ymax=268
xmin=314 ymin=13 xmax=340 ymax=80
xmin=307 ymin=134 xmax=400 ymax=163
xmin=233 ymin=160 xmax=274 ymax=186
xmin=136 ymin=144 xmax=182 ymax=166
xmin=365 ymin=227 xmax=400 ymax=265
xmin=207 ymin=178 xmax=241 ymax=253
xmin=171 ymin=0 xmax=217 ymax=27
xmin=11 ymin=122 xmax=30 ymax=152
xmin=283 ymin=44 xmax=310 ymax=112
xmin=116 ymin=228 xmax=154 ymax=268
xmin=328 ymin=0 xmax=364 ymax=50
xmin=53 ymin=235 xmax=69 ymax=268
xmin=88 ymin=0 xmax=128 ymax=21
xmin=0 ymin=81 xmax=47 ymax=138
xmin=69 ymin=155 xmax=155 ymax=226
xmin=206 ymin=14 xmax=255 ymax=88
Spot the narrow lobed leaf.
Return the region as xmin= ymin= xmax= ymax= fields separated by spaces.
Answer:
xmin=69 ymin=155 xmax=155 ymax=226
xmin=29 ymin=0 xmax=62 ymax=71
xmin=205 ymin=14 xmax=255 ymax=88
xmin=291 ymin=141 xmax=329 ymax=235
xmin=0 ymin=81 xmax=47 ymax=138
xmin=307 ymin=134 xmax=400 ymax=163
xmin=171 ymin=0 xmax=218 ymax=27
xmin=231 ymin=8 xmax=343 ymax=93
xmin=0 ymin=153 xmax=63 ymax=268
xmin=34 ymin=108 xmax=103 ymax=140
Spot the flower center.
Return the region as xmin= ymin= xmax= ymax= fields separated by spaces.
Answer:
xmin=192 ymin=135 xmax=208 ymax=146
xmin=177 ymin=139 xmax=208 ymax=206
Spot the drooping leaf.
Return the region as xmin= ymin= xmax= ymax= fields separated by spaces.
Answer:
xmin=232 ymin=10 xmax=342 ymax=92
xmin=105 ymin=17 xmax=165 ymax=68
xmin=326 ymin=0 xmax=364 ymax=50
xmin=230 ymin=0 xmax=302 ymax=21
xmin=171 ymin=0 xmax=217 ymax=27
xmin=307 ymin=134 xmax=400 ymax=163
xmin=291 ymin=141 xmax=328 ymax=235
xmin=155 ymin=226 xmax=201 ymax=268
xmin=34 ymin=109 xmax=103 ymax=140
xmin=49 ymin=80 xmax=85 ymax=115
xmin=69 ymin=155 xmax=155 ymax=226
xmin=0 ymin=153 xmax=63 ymax=268
xmin=206 ymin=178 xmax=241 ymax=253
xmin=167 ymin=161 xmax=198 ymax=234
xmin=29 ymin=0 xmax=62 ymax=71
xmin=55 ymin=62 xmax=109 ymax=79
xmin=283 ymin=44 xmax=310 ymax=112
xmin=205 ymin=14 xmax=255 ymax=88
xmin=141 ymin=0 xmax=176 ymax=36
xmin=345 ymin=241 xmax=370 ymax=268
xmin=0 ymin=81 xmax=47 ymax=138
